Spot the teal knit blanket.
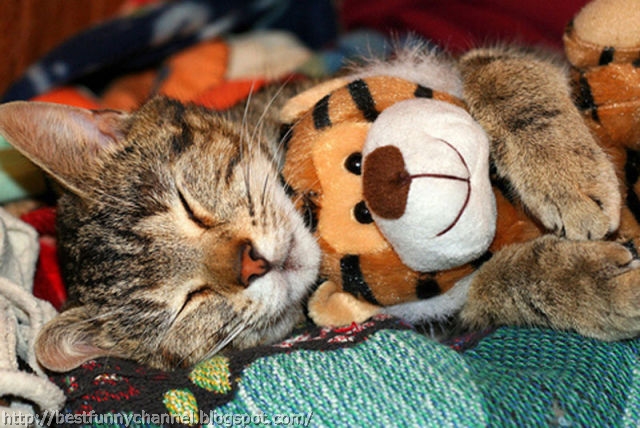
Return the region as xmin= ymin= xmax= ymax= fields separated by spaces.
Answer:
xmin=50 ymin=316 xmax=640 ymax=427
xmin=223 ymin=326 xmax=640 ymax=427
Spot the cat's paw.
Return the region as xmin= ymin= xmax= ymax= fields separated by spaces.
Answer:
xmin=308 ymin=280 xmax=382 ymax=327
xmin=459 ymin=45 xmax=621 ymax=241
xmin=534 ymin=239 xmax=640 ymax=340
xmin=582 ymin=242 xmax=640 ymax=340
xmin=462 ymin=236 xmax=640 ymax=340
xmin=521 ymin=155 xmax=621 ymax=241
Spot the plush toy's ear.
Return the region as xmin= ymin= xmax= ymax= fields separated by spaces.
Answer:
xmin=35 ymin=306 xmax=115 ymax=372
xmin=0 ymin=101 xmax=130 ymax=196
xmin=280 ymin=77 xmax=349 ymax=123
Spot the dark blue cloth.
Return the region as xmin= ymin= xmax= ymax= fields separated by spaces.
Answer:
xmin=2 ymin=0 xmax=337 ymax=102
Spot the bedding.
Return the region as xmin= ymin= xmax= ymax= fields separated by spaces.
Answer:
xmin=3 ymin=0 xmax=640 ymax=426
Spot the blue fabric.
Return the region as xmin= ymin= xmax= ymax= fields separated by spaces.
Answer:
xmin=1 ymin=0 xmax=337 ymax=102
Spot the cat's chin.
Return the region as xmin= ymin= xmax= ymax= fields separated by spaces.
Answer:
xmin=231 ymin=305 xmax=305 ymax=351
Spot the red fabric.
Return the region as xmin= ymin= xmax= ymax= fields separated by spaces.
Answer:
xmin=339 ymin=0 xmax=590 ymax=53
xmin=21 ymin=207 xmax=67 ymax=310
xmin=21 ymin=206 xmax=56 ymax=236
xmin=32 ymin=87 xmax=102 ymax=109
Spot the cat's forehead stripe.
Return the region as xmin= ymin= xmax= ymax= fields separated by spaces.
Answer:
xmin=169 ymin=102 xmax=195 ymax=156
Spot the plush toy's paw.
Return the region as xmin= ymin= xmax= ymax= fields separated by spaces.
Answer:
xmin=462 ymin=236 xmax=640 ymax=341
xmin=308 ymin=280 xmax=382 ymax=327
xmin=569 ymin=0 xmax=640 ymax=53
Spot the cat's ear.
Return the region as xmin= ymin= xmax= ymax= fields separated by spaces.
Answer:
xmin=280 ymin=78 xmax=349 ymax=123
xmin=35 ymin=306 xmax=115 ymax=372
xmin=0 ymin=101 xmax=130 ymax=193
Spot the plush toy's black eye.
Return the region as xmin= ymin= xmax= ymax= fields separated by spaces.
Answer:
xmin=345 ymin=152 xmax=362 ymax=175
xmin=354 ymin=201 xmax=373 ymax=224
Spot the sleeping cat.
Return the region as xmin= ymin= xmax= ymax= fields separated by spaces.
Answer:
xmin=0 ymin=92 xmax=320 ymax=371
xmin=1 ymin=44 xmax=640 ymax=373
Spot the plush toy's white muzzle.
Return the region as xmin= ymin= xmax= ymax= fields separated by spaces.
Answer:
xmin=362 ymin=98 xmax=497 ymax=271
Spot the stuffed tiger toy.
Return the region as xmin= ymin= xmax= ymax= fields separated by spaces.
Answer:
xmin=279 ymin=0 xmax=640 ymax=340
xmin=281 ymin=75 xmax=488 ymax=306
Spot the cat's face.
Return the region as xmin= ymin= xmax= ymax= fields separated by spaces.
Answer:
xmin=0 ymin=97 xmax=320 ymax=371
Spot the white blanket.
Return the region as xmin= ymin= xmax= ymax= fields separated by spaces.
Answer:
xmin=0 ymin=208 xmax=64 ymax=427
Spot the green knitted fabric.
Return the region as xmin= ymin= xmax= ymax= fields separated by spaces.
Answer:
xmin=221 ymin=327 xmax=640 ymax=427
xmin=465 ymin=328 xmax=640 ymax=427
xmin=50 ymin=319 xmax=640 ymax=427
xmin=221 ymin=329 xmax=485 ymax=427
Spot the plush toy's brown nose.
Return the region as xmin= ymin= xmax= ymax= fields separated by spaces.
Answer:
xmin=363 ymin=145 xmax=411 ymax=219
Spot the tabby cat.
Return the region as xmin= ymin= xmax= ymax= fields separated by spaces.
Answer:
xmin=0 ymin=90 xmax=320 ymax=371
xmin=0 ymin=44 xmax=639 ymax=373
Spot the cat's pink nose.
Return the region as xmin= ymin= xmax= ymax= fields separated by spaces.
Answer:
xmin=239 ymin=243 xmax=271 ymax=287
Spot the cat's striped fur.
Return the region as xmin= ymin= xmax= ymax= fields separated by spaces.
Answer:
xmin=0 ymin=92 xmax=320 ymax=371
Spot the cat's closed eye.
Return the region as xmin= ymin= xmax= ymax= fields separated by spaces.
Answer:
xmin=179 ymin=286 xmax=215 ymax=313
xmin=177 ymin=188 xmax=213 ymax=229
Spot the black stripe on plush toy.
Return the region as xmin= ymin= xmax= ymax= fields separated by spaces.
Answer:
xmin=471 ymin=250 xmax=493 ymax=268
xmin=313 ymin=94 xmax=332 ymax=130
xmin=301 ymin=192 xmax=319 ymax=232
xmin=575 ymin=74 xmax=600 ymax=123
xmin=623 ymin=240 xmax=640 ymax=259
xmin=279 ymin=123 xmax=294 ymax=152
xmin=348 ymin=79 xmax=379 ymax=122
xmin=414 ymin=85 xmax=434 ymax=98
xmin=415 ymin=274 xmax=441 ymax=299
xmin=625 ymin=149 xmax=640 ymax=224
xmin=599 ymin=47 xmax=615 ymax=65
xmin=340 ymin=255 xmax=380 ymax=305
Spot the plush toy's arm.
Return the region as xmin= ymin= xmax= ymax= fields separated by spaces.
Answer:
xmin=458 ymin=46 xmax=620 ymax=241
xmin=308 ymin=280 xmax=382 ymax=327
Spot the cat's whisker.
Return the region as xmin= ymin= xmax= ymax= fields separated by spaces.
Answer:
xmin=242 ymin=80 xmax=267 ymax=163
xmin=260 ymin=171 xmax=271 ymax=210
xmin=175 ymin=316 xmax=250 ymax=368
xmin=240 ymin=81 xmax=257 ymax=145
xmin=202 ymin=319 xmax=249 ymax=361
xmin=249 ymin=79 xmax=290 ymax=147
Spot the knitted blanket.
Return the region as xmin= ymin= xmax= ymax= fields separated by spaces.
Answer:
xmin=3 ymin=1 xmax=639 ymax=426
xmin=0 ymin=208 xmax=64 ymax=426
xmin=44 ymin=317 xmax=640 ymax=427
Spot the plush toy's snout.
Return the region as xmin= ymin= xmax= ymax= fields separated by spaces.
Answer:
xmin=362 ymin=98 xmax=496 ymax=272
xmin=363 ymin=140 xmax=471 ymax=233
